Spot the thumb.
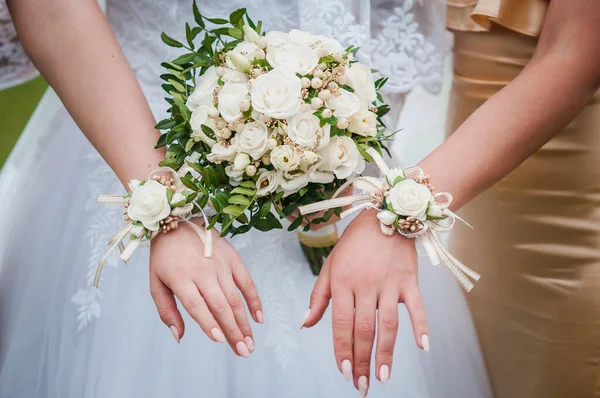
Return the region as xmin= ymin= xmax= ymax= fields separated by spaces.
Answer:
xmin=150 ymin=271 xmax=185 ymax=343
xmin=302 ymin=254 xmax=333 ymax=328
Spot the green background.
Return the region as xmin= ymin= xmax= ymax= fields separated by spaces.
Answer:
xmin=0 ymin=77 xmax=47 ymax=168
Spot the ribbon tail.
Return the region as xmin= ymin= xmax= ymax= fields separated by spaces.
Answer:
xmin=299 ymin=193 xmax=373 ymax=216
xmin=418 ymin=233 xmax=441 ymax=266
xmin=365 ymin=147 xmax=390 ymax=176
xmin=428 ymin=230 xmax=479 ymax=292
xmin=94 ymin=223 xmax=133 ymax=288
xmin=121 ymin=235 xmax=144 ymax=262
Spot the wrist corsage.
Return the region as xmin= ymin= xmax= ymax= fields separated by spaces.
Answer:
xmin=299 ymin=147 xmax=480 ymax=291
xmin=94 ymin=153 xmax=212 ymax=288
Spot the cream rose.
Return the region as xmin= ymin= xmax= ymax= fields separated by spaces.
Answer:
xmin=237 ymin=121 xmax=269 ymax=159
xmin=427 ymin=203 xmax=444 ymax=219
xmin=311 ymin=35 xmax=343 ymax=57
xmin=222 ymin=69 xmax=248 ymax=84
xmin=225 ymin=165 xmax=245 ymax=186
xmin=127 ymin=180 xmax=171 ymax=231
xmin=286 ymin=112 xmax=330 ymax=149
xmin=256 ymin=169 xmax=282 ymax=196
xmin=387 ymin=179 xmax=433 ymax=221
xmin=266 ymin=42 xmax=319 ymax=75
xmin=347 ymin=109 xmax=377 ymax=137
xmin=288 ymin=29 xmax=314 ymax=46
xmin=265 ymin=30 xmax=290 ymax=50
xmin=207 ymin=139 xmax=238 ymax=163
xmin=270 ymin=144 xmax=300 ymax=172
xmin=325 ymin=89 xmax=361 ymax=118
xmin=345 ymin=63 xmax=377 ymax=104
xmin=186 ymin=67 xmax=218 ymax=111
xmin=218 ymin=83 xmax=250 ymax=122
xmin=251 ymin=69 xmax=302 ymax=119
xmin=280 ymin=172 xmax=309 ymax=196
xmin=317 ymin=136 xmax=365 ymax=179
xmin=190 ymin=105 xmax=218 ymax=147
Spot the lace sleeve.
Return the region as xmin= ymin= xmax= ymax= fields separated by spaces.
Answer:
xmin=299 ymin=0 xmax=446 ymax=95
xmin=0 ymin=0 xmax=38 ymax=90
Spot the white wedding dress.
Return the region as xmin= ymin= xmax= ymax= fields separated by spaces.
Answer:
xmin=0 ymin=1 xmax=492 ymax=397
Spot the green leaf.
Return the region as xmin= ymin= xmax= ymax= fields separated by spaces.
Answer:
xmin=185 ymin=160 xmax=205 ymax=175
xmin=193 ymin=0 xmax=204 ymax=27
xmin=228 ymin=28 xmax=243 ymax=39
xmin=282 ymin=203 xmax=298 ymax=217
xmin=231 ymin=187 xmax=256 ymax=196
xmin=155 ymin=133 xmax=168 ymax=149
xmin=223 ymin=205 xmax=244 ymax=217
xmin=180 ymin=176 xmax=198 ymax=191
xmin=228 ymin=195 xmax=252 ymax=207
xmin=254 ymin=213 xmax=283 ymax=232
xmin=185 ymin=23 xmax=195 ymax=49
xmin=206 ymin=17 xmax=229 ymax=24
xmin=161 ymin=61 xmax=184 ymax=71
xmin=259 ymin=200 xmax=272 ymax=218
xmin=273 ymin=191 xmax=285 ymax=202
xmin=240 ymin=181 xmax=257 ymax=189
xmin=161 ymin=32 xmax=184 ymax=48
xmin=201 ymin=124 xmax=217 ymax=139
xmin=229 ymin=8 xmax=246 ymax=25
xmin=172 ymin=53 xmax=196 ymax=65
xmin=357 ymin=143 xmax=374 ymax=162
xmin=184 ymin=139 xmax=195 ymax=152
xmin=155 ymin=118 xmax=176 ymax=131
xmin=166 ymin=188 xmax=174 ymax=204
xmin=287 ymin=215 xmax=303 ymax=231
xmin=168 ymin=79 xmax=186 ymax=93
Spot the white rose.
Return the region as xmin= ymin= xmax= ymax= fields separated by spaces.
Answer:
xmin=308 ymin=169 xmax=334 ymax=184
xmin=127 ymin=180 xmax=171 ymax=231
xmin=299 ymin=150 xmax=320 ymax=169
xmin=218 ymin=83 xmax=250 ymax=122
xmin=345 ymin=63 xmax=377 ymax=104
xmin=251 ymin=69 xmax=302 ymax=119
xmin=265 ymin=31 xmax=290 ymax=49
xmin=225 ymin=165 xmax=245 ymax=186
xmin=266 ymin=42 xmax=319 ymax=75
xmin=222 ymin=69 xmax=248 ymax=84
xmin=130 ymin=224 xmax=145 ymax=238
xmin=288 ymin=29 xmax=314 ymax=46
xmin=311 ymin=35 xmax=343 ymax=57
xmin=256 ymin=169 xmax=282 ymax=196
xmin=280 ymin=172 xmax=309 ymax=196
xmin=186 ymin=67 xmax=218 ymax=111
xmin=190 ymin=105 xmax=218 ymax=147
xmin=318 ymin=136 xmax=365 ymax=179
xmin=377 ymin=210 xmax=398 ymax=226
xmin=243 ymin=25 xmax=260 ymax=44
xmin=227 ymin=42 xmax=261 ymax=68
xmin=237 ymin=121 xmax=269 ymax=159
xmin=427 ymin=203 xmax=444 ymax=219
xmin=286 ymin=112 xmax=330 ymax=149
xmin=387 ymin=179 xmax=433 ymax=221
xmin=233 ymin=152 xmax=251 ymax=171
xmin=207 ymin=139 xmax=238 ymax=163
xmin=128 ymin=179 xmax=141 ymax=191
xmin=347 ymin=109 xmax=377 ymax=137
xmin=270 ymin=145 xmax=300 ymax=172
xmin=227 ymin=51 xmax=252 ymax=73
xmin=386 ymin=168 xmax=406 ymax=185
xmin=325 ymin=89 xmax=361 ymax=118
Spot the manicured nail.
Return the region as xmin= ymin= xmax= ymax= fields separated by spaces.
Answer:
xmin=299 ymin=309 xmax=310 ymax=329
xmin=379 ymin=365 xmax=390 ymax=385
xmin=210 ymin=327 xmax=226 ymax=343
xmin=358 ymin=376 xmax=369 ymax=397
xmin=236 ymin=341 xmax=251 ymax=358
xmin=341 ymin=359 xmax=352 ymax=380
xmin=169 ymin=325 xmax=180 ymax=344
xmin=245 ymin=336 xmax=255 ymax=353
xmin=421 ymin=334 xmax=430 ymax=352
xmin=256 ymin=310 xmax=264 ymax=324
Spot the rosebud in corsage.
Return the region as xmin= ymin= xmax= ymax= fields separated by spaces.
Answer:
xmin=387 ymin=179 xmax=433 ymax=221
xmin=376 ymin=210 xmax=398 ymax=226
xmin=127 ymin=180 xmax=171 ymax=231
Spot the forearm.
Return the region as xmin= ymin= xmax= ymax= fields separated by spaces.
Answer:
xmin=8 ymin=0 xmax=164 ymax=185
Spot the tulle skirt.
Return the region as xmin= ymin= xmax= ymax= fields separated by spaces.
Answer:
xmin=0 ymin=89 xmax=491 ymax=398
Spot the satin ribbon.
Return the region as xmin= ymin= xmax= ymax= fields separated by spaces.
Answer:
xmin=94 ymin=152 xmax=212 ymax=288
xmin=299 ymin=147 xmax=480 ymax=292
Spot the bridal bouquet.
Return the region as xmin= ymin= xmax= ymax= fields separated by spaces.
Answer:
xmin=154 ymin=4 xmax=392 ymax=274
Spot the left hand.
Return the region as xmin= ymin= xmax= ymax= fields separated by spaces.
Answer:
xmin=301 ymin=209 xmax=429 ymax=396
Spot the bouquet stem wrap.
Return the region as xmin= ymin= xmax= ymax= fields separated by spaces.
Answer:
xmin=299 ymin=148 xmax=480 ymax=292
xmin=94 ymin=153 xmax=212 ymax=288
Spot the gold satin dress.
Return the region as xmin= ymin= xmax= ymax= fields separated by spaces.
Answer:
xmin=446 ymin=1 xmax=600 ymax=397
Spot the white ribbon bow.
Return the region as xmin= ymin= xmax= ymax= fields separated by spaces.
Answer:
xmin=94 ymin=153 xmax=212 ymax=288
xmin=299 ymin=148 xmax=480 ymax=292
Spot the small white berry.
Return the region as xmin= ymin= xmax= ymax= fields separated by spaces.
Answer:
xmin=259 ymin=114 xmax=271 ymax=123
xmin=257 ymin=37 xmax=268 ymax=49
xmin=337 ymin=118 xmax=349 ymax=129
xmin=311 ymin=77 xmax=323 ymax=89
xmin=235 ymin=122 xmax=246 ymax=133
xmin=216 ymin=119 xmax=227 ymax=129
xmin=311 ymin=97 xmax=324 ymax=109
xmin=252 ymin=69 xmax=263 ymax=78
xmin=318 ymin=89 xmax=332 ymax=101
xmin=318 ymin=63 xmax=327 ymax=70
xmin=301 ymin=77 xmax=311 ymax=89
xmin=322 ymin=108 xmax=333 ymax=118
xmin=208 ymin=107 xmax=220 ymax=118
xmin=239 ymin=99 xmax=250 ymax=112
xmin=328 ymin=81 xmax=339 ymax=91
xmin=261 ymin=153 xmax=271 ymax=165
xmin=267 ymin=138 xmax=278 ymax=150
xmin=337 ymin=74 xmax=348 ymax=85
xmin=255 ymin=49 xmax=265 ymax=60
xmin=245 ymin=165 xmax=257 ymax=177
xmin=300 ymin=102 xmax=313 ymax=113
xmin=333 ymin=52 xmax=343 ymax=62
xmin=312 ymin=68 xmax=324 ymax=78
xmin=216 ymin=67 xmax=225 ymax=77
xmin=220 ymin=128 xmax=232 ymax=139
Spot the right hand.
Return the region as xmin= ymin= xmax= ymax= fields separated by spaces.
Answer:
xmin=149 ymin=219 xmax=263 ymax=357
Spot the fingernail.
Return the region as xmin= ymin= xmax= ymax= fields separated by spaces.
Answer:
xmin=341 ymin=359 xmax=352 ymax=380
xmin=379 ymin=365 xmax=389 ymax=385
xmin=169 ymin=325 xmax=180 ymax=344
xmin=210 ymin=328 xmax=226 ymax=343
xmin=421 ymin=334 xmax=430 ymax=352
xmin=358 ymin=375 xmax=369 ymax=397
xmin=256 ymin=310 xmax=264 ymax=324
xmin=245 ymin=336 xmax=255 ymax=353
xmin=236 ymin=341 xmax=251 ymax=358
xmin=299 ymin=309 xmax=310 ymax=329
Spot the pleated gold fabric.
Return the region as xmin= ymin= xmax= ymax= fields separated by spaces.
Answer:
xmin=446 ymin=5 xmax=600 ymax=397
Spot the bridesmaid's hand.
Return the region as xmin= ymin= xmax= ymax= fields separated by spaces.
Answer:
xmin=149 ymin=219 xmax=263 ymax=357
xmin=302 ymin=209 xmax=429 ymax=396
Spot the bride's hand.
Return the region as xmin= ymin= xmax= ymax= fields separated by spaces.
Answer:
xmin=302 ymin=209 xmax=429 ymax=394
xmin=149 ymin=219 xmax=263 ymax=357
